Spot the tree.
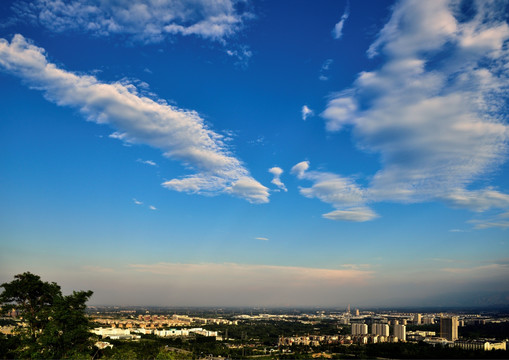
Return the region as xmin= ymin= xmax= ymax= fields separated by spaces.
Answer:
xmin=0 ymin=272 xmax=94 ymax=359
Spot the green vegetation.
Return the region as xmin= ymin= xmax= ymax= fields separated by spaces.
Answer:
xmin=461 ymin=322 xmax=509 ymax=340
xmin=0 ymin=272 xmax=94 ymax=359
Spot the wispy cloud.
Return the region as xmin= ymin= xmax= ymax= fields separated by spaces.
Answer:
xmin=442 ymin=263 xmax=509 ymax=277
xmin=133 ymin=198 xmax=143 ymax=205
xmin=469 ymin=210 xmax=509 ymax=230
xmin=255 ymin=237 xmax=268 ymax=241
xmin=82 ymin=265 xmax=115 ymax=273
xmin=11 ymin=0 xmax=252 ymax=43
xmin=301 ymin=105 xmax=314 ymax=120
xmin=226 ymin=45 xmax=253 ymax=68
xmin=291 ymin=161 xmax=378 ymax=222
xmin=137 ymin=159 xmax=157 ymax=167
xmin=319 ymin=59 xmax=333 ymax=81
xmin=149 ymin=205 xmax=157 ymax=211
xmin=449 ymin=229 xmax=469 ymax=233
xmin=0 ymin=34 xmax=269 ymax=204
xmin=268 ymin=167 xmax=287 ymax=192
xmin=331 ymin=2 xmax=350 ymax=40
xmin=129 ymin=262 xmax=373 ymax=284
xmin=313 ymin=1 xmax=509 ymax=222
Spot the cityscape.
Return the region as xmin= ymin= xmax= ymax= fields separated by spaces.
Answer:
xmin=3 ymin=300 xmax=508 ymax=358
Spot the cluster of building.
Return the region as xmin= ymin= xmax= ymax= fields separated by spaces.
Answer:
xmin=279 ymin=334 xmax=402 ymax=347
xmin=351 ymin=322 xmax=407 ymax=342
xmin=91 ymin=313 xmax=236 ymax=330
xmin=92 ymin=326 xmax=219 ymax=340
xmin=350 ymin=316 xmax=506 ymax=351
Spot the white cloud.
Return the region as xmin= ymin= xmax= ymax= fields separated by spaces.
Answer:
xmin=133 ymin=198 xmax=143 ymax=205
xmin=291 ymin=161 xmax=378 ymax=222
xmin=468 ymin=210 xmax=509 ymax=230
xmin=0 ymin=34 xmax=268 ymax=204
xmin=12 ymin=0 xmax=251 ymax=43
xmin=255 ymin=237 xmax=268 ymax=241
xmin=301 ymin=105 xmax=314 ymax=120
xmin=225 ymin=45 xmax=252 ymax=68
xmin=323 ymin=207 xmax=378 ymax=222
xmin=443 ymin=188 xmax=509 ymax=212
xmin=318 ymin=0 xmax=509 ymax=221
xmin=268 ymin=166 xmax=287 ymax=192
xmin=290 ymin=161 xmax=310 ymax=179
xmin=331 ymin=2 xmax=350 ymax=40
xmin=319 ymin=59 xmax=333 ymax=81
xmin=226 ymin=177 xmax=269 ymax=204
xmin=108 ymin=131 xmax=128 ymax=140
xmin=137 ymin=159 xmax=157 ymax=166
xmin=149 ymin=205 xmax=157 ymax=210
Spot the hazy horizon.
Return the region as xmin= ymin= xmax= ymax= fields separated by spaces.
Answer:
xmin=1 ymin=0 xmax=509 ymax=308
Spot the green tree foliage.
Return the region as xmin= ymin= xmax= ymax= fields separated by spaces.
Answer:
xmin=0 ymin=272 xmax=94 ymax=359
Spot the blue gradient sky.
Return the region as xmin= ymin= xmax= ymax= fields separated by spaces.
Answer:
xmin=1 ymin=0 xmax=509 ymax=307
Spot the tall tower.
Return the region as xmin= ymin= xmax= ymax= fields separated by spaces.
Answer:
xmin=440 ymin=316 xmax=458 ymax=341
xmin=413 ymin=313 xmax=422 ymax=325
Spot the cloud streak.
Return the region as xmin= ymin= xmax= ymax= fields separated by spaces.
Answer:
xmin=62 ymin=259 xmax=509 ymax=306
xmin=12 ymin=0 xmax=251 ymax=43
xmin=331 ymin=2 xmax=349 ymax=40
xmin=310 ymin=0 xmax=509 ymax=221
xmin=0 ymin=34 xmax=268 ymax=204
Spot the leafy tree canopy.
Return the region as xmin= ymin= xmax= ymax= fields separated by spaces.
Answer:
xmin=0 ymin=272 xmax=94 ymax=359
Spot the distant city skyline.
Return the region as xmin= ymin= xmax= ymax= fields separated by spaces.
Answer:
xmin=1 ymin=0 xmax=509 ymax=307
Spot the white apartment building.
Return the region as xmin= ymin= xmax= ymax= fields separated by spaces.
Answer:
xmin=351 ymin=323 xmax=368 ymax=335
xmin=394 ymin=324 xmax=406 ymax=342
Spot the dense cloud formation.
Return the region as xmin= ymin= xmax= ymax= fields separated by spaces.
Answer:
xmin=0 ymin=34 xmax=269 ymax=203
xmin=12 ymin=0 xmax=251 ymax=43
xmin=306 ymin=0 xmax=509 ymax=223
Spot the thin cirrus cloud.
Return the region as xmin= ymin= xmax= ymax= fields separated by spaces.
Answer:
xmin=319 ymin=59 xmax=333 ymax=81
xmin=11 ymin=0 xmax=251 ymax=43
xmin=137 ymin=159 xmax=157 ymax=166
xmin=78 ymin=261 xmax=375 ymax=306
xmin=301 ymin=0 xmax=509 ymax=222
xmin=0 ymin=34 xmax=269 ymax=204
xmin=129 ymin=262 xmax=373 ymax=283
xmin=468 ymin=211 xmax=509 ymax=230
xmin=331 ymin=2 xmax=349 ymax=40
xmin=72 ymin=259 xmax=509 ymax=306
xmin=268 ymin=166 xmax=287 ymax=192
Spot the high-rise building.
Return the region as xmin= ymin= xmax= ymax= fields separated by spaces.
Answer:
xmin=440 ymin=316 xmax=459 ymax=341
xmin=423 ymin=316 xmax=435 ymax=325
xmin=352 ymin=323 xmax=368 ymax=335
xmin=371 ymin=323 xmax=390 ymax=337
xmin=394 ymin=324 xmax=406 ymax=342
xmin=413 ymin=313 xmax=422 ymax=325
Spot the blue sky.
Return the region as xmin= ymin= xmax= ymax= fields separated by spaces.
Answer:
xmin=1 ymin=0 xmax=509 ymax=307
